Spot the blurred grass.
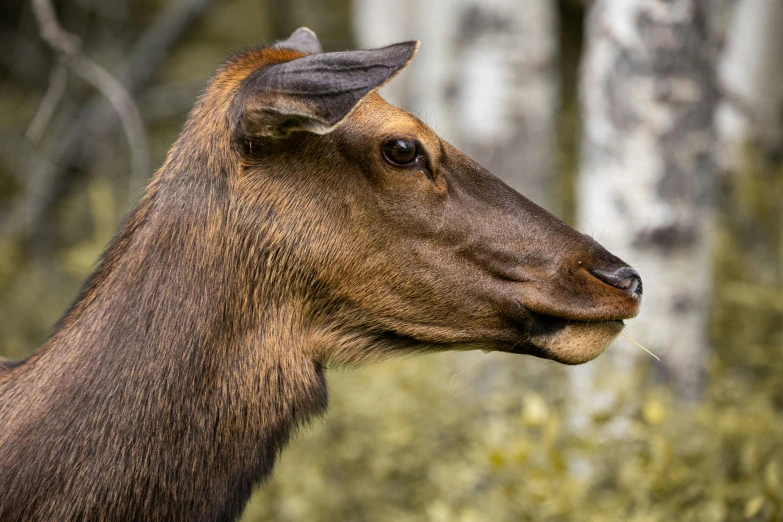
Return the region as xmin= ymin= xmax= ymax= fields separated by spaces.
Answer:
xmin=712 ymin=146 xmax=783 ymax=408
xmin=241 ymin=353 xmax=782 ymax=521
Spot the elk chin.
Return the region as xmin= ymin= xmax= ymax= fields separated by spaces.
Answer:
xmin=529 ymin=320 xmax=625 ymax=365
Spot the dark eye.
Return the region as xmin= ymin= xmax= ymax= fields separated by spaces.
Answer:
xmin=381 ymin=138 xmax=419 ymax=166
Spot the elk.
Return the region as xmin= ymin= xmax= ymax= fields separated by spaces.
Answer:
xmin=0 ymin=28 xmax=642 ymax=521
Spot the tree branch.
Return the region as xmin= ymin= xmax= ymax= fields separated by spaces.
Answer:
xmin=30 ymin=0 xmax=149 ymax=193
xmin=25 ymin=59 xmax=68 ymax=144
xmin=2 ymin=0 xmax=217 ymax=240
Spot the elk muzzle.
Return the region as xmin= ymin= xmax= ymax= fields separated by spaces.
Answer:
xmin=512 ymin=256 xmax=643 ymax=364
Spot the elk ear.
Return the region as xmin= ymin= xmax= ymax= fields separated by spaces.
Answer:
xmin=275 ymin=27 xmax=322 ymax=55
xmin=233 ymin=41 xmax=419 ymax=139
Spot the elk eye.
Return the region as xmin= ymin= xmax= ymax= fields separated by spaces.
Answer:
xmin=382 ymin=138 xmax=419 ymax=167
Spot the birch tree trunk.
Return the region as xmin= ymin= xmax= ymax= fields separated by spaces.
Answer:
xmin=716 ymin=0 xmax=783 ymax=165
xmin=353 ymin=0 xmax=559 ymax=210
xmin=574 ymin=0 xmax=719 ymax=402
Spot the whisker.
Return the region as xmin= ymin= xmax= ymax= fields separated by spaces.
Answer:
xmin=448 ymin=356 xmax=480 ymax=394
xmin=507 ymin=334 xmax=529 ymax=353
xmin=619 ymin=332 xmax=660 ymax=361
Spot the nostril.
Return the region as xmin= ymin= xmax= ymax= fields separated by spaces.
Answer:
xmin=589 ymin=267 xmax=643 ymax=297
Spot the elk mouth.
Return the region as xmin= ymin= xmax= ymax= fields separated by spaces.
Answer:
xmin=507 ymin=309 xmax=626 ymax=365
xmin=494 ymin=264 xmax=641 ymax=364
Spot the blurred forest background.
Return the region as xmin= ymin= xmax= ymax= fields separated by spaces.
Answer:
xmin=1 ymin=0 xmax=782 ymax=520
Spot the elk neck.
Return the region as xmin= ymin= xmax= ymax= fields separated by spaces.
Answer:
xmin=0 ymin=70 xmax=327 ymax=520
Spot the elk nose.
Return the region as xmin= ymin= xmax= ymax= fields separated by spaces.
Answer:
xmin=590 ymin=267 xmax=643 ymax=297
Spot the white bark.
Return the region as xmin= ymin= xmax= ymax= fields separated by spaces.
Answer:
xmin=716 ymin=0 xmax=783 ymax=166
xmin=575 ymin=0 xmax=719 ymax=401
xmin=353 ymin=0 xmax=559 ymax=210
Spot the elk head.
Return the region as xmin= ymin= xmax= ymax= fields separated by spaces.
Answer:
xmin=227 ymin=28 xmax=641 ymax=366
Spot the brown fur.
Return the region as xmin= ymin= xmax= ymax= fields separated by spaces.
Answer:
xmin=0 ymin=35 xmax=640 ymax=521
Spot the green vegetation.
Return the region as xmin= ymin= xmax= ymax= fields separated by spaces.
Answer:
xmin=241 ymin=343 xmax=782 ymax=521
